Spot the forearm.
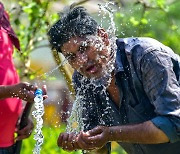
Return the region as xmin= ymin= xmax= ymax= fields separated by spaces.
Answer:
xmin=0 ymin=85 xmax=12 ymax=99
xmin=0 ymin=83 xmax=40 ymax=102
xmin=109 ymin=120 xmax=169 ymax=144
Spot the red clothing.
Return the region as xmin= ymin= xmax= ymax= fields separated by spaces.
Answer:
xmin=0 ymin=2 xmax=20 ymax=50
xmin=0 ymin=2 xmax=22 ymax=147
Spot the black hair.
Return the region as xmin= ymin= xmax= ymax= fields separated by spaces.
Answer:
xmin=47 ymin=6 xmax=98 ymax=53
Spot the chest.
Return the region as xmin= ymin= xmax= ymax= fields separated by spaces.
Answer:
xmin=114 ymin=72 xmax=156 ymax=124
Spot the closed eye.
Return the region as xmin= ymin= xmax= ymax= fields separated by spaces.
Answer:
xmin=66 ymin=53 xmax=76 ymax=61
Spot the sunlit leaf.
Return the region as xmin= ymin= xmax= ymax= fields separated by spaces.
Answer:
xmin=141 ymin=18 xmax=148 ymax=25
xmin=130 ymin=17 xmax=139 ymax=26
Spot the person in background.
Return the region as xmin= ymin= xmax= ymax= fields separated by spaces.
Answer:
xmin=0 ymin=2 xmax=47 ymax=154
xmin=48 ymin=6 xmax=180 ymax=154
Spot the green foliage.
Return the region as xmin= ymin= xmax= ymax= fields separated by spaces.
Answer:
xmin=114 ymin=0 xmax=180 ymax=54
xmin=21 ymin=125 xmax=82 ymax=154
xmin=10 ymin=0 xmax=59 ymax=80
xmin=21 ymin=125 xmax=126 ymax=154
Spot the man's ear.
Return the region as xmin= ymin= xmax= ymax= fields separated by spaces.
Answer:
xmin=97 ymin=28 xmax=109 ymax=46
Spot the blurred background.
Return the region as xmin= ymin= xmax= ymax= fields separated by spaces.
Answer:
xmin=1 ymin=0 xmax=180 ymax=153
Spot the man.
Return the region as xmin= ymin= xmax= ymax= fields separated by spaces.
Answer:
xmin=48 ymin=6 xmax=180 ymax=154
xmin=0 ymin=2 xmax=47 ymax=154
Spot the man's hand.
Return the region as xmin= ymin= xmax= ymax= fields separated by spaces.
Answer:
xmin=15 ymin=118 xmax=34 ymax=141
xmin=57 ymin=132 xmax=79 ymax=151
xmin=81 ymin=126 xmax=110 ymax=149
xmin=57 ymin=126 xmax=110 ymax=151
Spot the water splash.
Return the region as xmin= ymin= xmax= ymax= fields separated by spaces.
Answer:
xmin=38 ymin=56 xmax=69 ymax=79
xmin=66 ymin=77 xmax=87 ymax=133
xmin=66 ymin=2 xmax=118 ymax=134
xmin=66 ymin=95 xmax=84 ymax=133
xmin=98 ymin=2 xmax=117 ymax=37
xmin=32 ymin=89 xmax=44 ymax=154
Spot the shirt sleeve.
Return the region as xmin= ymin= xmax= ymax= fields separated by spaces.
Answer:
xmin=140 ymin=49 xmax=180 ymax=143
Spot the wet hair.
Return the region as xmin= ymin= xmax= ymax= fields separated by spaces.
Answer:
xmin=47 ymin=6 xmax=98 ymax=53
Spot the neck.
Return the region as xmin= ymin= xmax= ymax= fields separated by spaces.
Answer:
xmin=107 ymin=75 xmax=120 ymax=107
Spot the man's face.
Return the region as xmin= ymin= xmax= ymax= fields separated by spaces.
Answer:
xmin=61 ymin=34 xmax=112 ymax=79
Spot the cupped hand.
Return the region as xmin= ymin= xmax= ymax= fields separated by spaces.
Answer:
xmin=57 ymin=132 xmax=79 ymax=151
xmin=77 ymin=126 xmax=110 ymax=150
xmin=57 ymin=126 xmax=110 ymax=151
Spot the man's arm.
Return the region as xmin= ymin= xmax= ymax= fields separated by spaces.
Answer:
xmin=57 ymin=119 xmax=169 ymax=151
xmin=108 ymin=121 xmax=169 ymax=143
xmin=78 ymin=120 xmax=169 ymax=150
xmin=140 ymin=49 xmax=180 ymax=143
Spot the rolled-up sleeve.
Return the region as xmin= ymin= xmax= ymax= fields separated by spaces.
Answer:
xmin=140 ymin=49 xmax=180 ymax=143
xmin=151 ymin=116 xmax=179 ymax=142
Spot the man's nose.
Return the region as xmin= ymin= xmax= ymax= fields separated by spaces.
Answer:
xmin=77 ymin=52 xmax=88 ymax=64
xmin=86 ymin=47 xmax=96 ymax=60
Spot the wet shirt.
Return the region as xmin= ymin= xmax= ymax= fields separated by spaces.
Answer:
xmin=72 ymin=37 xmax=180 ymax=154
xmin=0 ymin=3 xmax=22 ymax=147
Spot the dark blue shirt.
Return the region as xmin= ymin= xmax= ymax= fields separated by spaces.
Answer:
xmin=72 ymin=37 xmax=180 ymax=154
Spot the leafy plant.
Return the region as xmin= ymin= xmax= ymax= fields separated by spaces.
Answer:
xmin=21 ymin=125 xmax=82 ymax=154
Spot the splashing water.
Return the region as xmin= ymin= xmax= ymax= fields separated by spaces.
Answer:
xmin=66 ymin=77 xmax=88 ymax=133
xmin=32 ymin=89 xmax=44 ymax=154
xmin=38 ymin=56 xmax=69 ymax=79
xmin=98 ymin=2 xmax=117 ymax=37
xmin=66 ymin=2 xmax=118 ymax=134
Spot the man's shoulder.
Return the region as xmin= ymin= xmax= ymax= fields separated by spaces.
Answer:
xmin=116 ymin=37 xmax=162 ymax=49
xmin=115 ymin=37 xmax=169 ymax=70
xmin=116 ymin=37 xmax=167 ymax=58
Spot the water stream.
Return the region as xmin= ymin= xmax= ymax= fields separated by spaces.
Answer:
xmin=32 ymin=89 xmax=44 ymax=154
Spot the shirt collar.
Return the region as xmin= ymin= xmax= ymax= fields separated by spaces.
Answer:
xmin=114 ymin=41 xmax=124 ymax=74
